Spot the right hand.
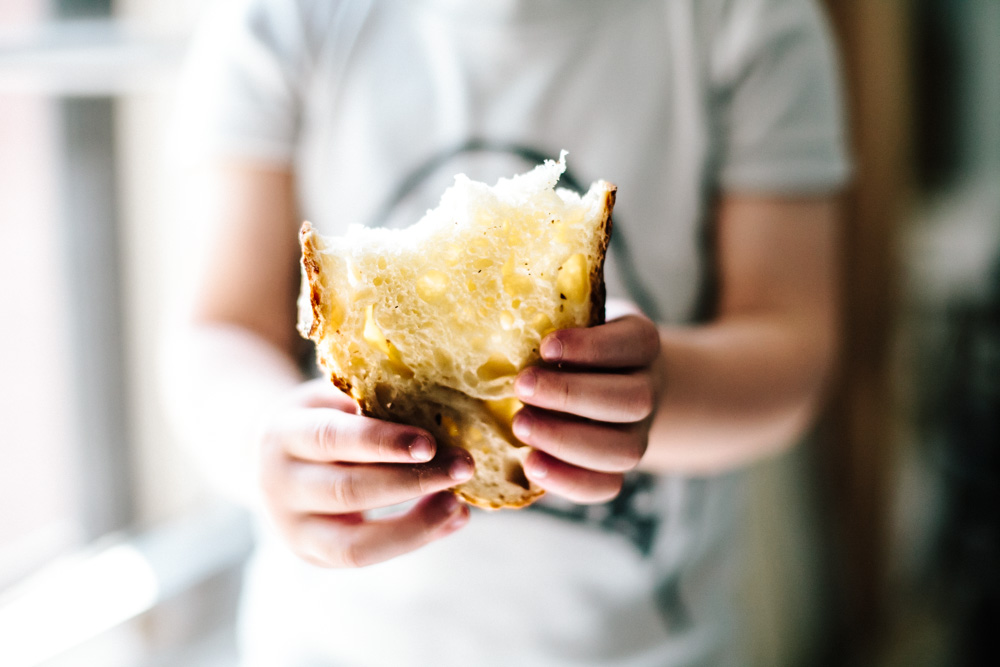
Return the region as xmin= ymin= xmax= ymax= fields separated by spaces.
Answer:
xmin=257 ymin=379 xmax=475 ymax=568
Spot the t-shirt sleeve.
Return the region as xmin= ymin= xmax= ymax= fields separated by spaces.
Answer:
xmin=709 ymin=0 xmax=852 ymax=193
xmin=171 ymin=0 xmax=309 ymax=166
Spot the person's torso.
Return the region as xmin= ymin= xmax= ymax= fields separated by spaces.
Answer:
xmin=240 ymin=2 xmax=746 ymax=665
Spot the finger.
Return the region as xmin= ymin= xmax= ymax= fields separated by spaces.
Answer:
xmin=523 ymin=451 xmax=624 ymax=504
xmin=268 ymin=408 xmax=438 ymax=464
xmin=295 ymin=491 xmax=471 ymax=568
xmin=514 ymin=367 xmax=655 ymax=423
xmin=511 ymin=407 xmax=646 ymax=473
xmin=540 ymin=314 xmax=660 ymax=369
xmin=283 ymin=447 xmax=475 ymax=513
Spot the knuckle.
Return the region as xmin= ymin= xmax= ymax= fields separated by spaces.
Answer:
xmin=582 ymin=334 xmax=602 ymax=363
xmin=294 ymin=546 xmax=328 ymax=568
xmin=609 ymin=427 xmax=645 ymax=471
xmin=288 ymin=522 xmax=334 ymax=568
xmin=602 ymin=475 xmax=626 ymax=501
xmin=623 ymin=447 xmax=643 ymax=470
xmin=641 ymin=321 xmax=661 ymax=358
xmin=372 ymin=423 xmax=393 ymax=461
xmin=414 ymin=466 xmax=440 ymax=497
xmin=628 ymin=426 xmax=650 ymax=465
xmin=553 ymin=374 xmax=573 ymax=411
xmin=291 ymin=517 xmax=363 ymax=569
xmin=542 ymin=421 xmax=569 ymax=461
xmin=329 ymin=471 xmax=364 ymax=510
xmin=628 ymin=379 xmax=656 ymax=421
xmin=610 ymin=450 xmax=640 ymax=473
xmin=339 ymin=541 xmax=368 ymax=569
xmin=298 ymin=538 xmax=338 ymax=569
xmin=313 ymin=418 xmax=340 ymax=459
xmin=575 ymin=474 xmax=624 ymax=505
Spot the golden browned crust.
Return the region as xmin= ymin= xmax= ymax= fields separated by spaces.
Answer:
xmin=298 ymin=222 xmax=324 ymax=341
xmin=587 ymin=186 xmax=615 ymax=328
xmin=300 ymin=223 xmax=358 ymax=401
xmin=455 ymin=486 xmax=545 ymax=510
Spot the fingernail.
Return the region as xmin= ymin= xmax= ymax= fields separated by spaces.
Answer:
xmin=449 ymin=456 xmax=474 ymax=481
xmin=409 ymin=435 xmax=434 ymax=462
xmin=512 ymin=413 xmax=532 ymax=441
xmin=515 ymin=370 xmax=536 ymax=398
xmin=540 ymin=336 xmax=562 ymax=362
xmin=526 ymin=455 xmax=548 ymax=479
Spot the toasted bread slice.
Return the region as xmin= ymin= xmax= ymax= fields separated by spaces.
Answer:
xmin=299 ymin=154 xmax=614 ymax=509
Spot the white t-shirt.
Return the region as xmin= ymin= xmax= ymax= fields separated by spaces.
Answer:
xmin=176 ymin=0 xmax=850 ymax=664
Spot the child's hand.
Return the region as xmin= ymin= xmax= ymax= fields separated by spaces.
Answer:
xmin=257 ymin=379 xmax=475 ymax=568
xmin=512 ymin=304 xmax=662 ymax=503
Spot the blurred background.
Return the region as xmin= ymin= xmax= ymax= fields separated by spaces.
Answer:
xmin=0 ymin=1 xmax=996 ymax=665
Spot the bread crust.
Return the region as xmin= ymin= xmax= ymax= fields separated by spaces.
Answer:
xmin=455 ymin=486 xmax=543 ymax=510
xmin=298 ymin=222 xmax=323 ymax=341
xmin=298 ymin=182 xmax=616 ymax=510
xmin=587 ymin=186 xmax=615 ymax=328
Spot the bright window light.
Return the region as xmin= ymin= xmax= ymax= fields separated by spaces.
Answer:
xmin=0 ymin=543 xmax=159 ymax=667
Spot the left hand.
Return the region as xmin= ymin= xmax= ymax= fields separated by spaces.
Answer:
xmin=512 ymin=302 xmax=662 ymax=503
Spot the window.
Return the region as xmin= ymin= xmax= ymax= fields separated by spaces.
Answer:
xmin=0 ymin=2 xmax=249 ymax=664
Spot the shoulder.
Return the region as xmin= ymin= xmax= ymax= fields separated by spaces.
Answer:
xmin=198 ymin=0 xmax=377 ymax=78
xmin=688 ymin=0 xmax=838 ymax=85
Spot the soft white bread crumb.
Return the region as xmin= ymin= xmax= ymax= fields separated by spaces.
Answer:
xmin=299 ymin=153 xmax=615 ymax=509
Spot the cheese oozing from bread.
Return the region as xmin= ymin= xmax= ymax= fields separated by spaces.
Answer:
xmin=298 ymin=153 xmax=614 ymax=509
